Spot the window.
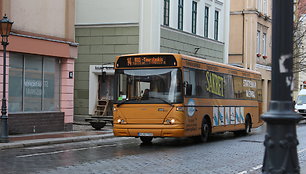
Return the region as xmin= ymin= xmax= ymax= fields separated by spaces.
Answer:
xmin=115 ymin=69 xmax=183 ymax=103
xmin=214 ymin=10 xmax=219 ymax=40
xmin=257 ymin=30 xmax=261 ymax=54
xmin=204 ymin=6 xmax=209 ymax=37
xmin=178 ymin=0 xmax=184 ymax=30
xmin=192 ymin=1 xmax=197 ymax=34
xmin=24 ymin=55 xmax=43 ymax=111
xmin=164 ymin=0 xmax=170 ymax=26
xmin=9 ymin=53 xmax=61 ymax=112
xmin=183 ymin=68 xmax=232 ymax=99
xmin=263 ymin=0 xmax=267 ymax=14
xmin=262 ymin=33 xmax=267 ymax=56
xmin=257 ymin=0 xmax=261 ymax=11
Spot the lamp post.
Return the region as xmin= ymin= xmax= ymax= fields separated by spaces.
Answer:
xmin=0 ymin=15 xmax=13 ymax=143
xmin=261 ymin=0 xmax=302 ymax=173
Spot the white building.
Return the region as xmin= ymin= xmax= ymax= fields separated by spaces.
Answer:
xmin=75 ymin=0 xmax=230 ymax=118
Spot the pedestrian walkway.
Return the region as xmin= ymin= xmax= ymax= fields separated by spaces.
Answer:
xmin=0 ymin=123 xmax=114 ymax=150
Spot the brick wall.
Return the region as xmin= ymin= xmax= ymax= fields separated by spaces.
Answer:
xmin=8 ymin=112 xmax=65 ymax=134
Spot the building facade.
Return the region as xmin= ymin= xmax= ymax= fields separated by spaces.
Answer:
xmin=229 ymin=0 xmax=272 ymax=112
xmin=75 ymin=0 xmax=230 ymax=120
xmin=0 ymin=0 xmax=77 ymax=134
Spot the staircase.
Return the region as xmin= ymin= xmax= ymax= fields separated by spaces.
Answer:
xmin=95 ymin=99 xmax=109 ymax=116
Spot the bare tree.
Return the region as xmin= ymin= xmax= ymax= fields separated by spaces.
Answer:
xmin=293 ymin=0 xmax=306 ymax=74
xmin=293 ymin=14 xmax=306 ymax=73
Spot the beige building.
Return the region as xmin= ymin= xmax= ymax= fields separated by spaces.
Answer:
xmin=229 ymin=0 xmax=272 ymax=112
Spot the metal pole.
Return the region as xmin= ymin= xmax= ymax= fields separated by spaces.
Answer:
xmin=261 ymin=0 xmax=302 ymax=173
xmin=0 ymin=41 xmax=8 ymax=143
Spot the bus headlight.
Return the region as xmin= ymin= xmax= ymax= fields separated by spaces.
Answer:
xmin=170 ymin=119 xmax=175 ymax=124
xmin=117 ymin=119 xmax=125 ymax=124
xmin=176 ymin=107 xmax=184 ymax=112
xmin=165 ymin=119 xmax=175 ymax=124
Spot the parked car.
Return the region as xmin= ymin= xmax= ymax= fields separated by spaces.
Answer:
xmin=295 ymin=89 xmax=306 ymax=119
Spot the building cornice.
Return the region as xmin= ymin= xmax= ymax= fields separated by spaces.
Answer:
xmin=75 ymin=22 xmax=139 ymax=28
xmin=256 ymin=64 xmax=272 ymax=71
xmin=11 ymin=32 xmax=78 ymax=47
xmin=231 ymin=10 xmax=272 ymax=22
xmin=161 ymin=25 xmax=224 ymax=45
xmin=215 ymin=0 xmax=223 ymax=5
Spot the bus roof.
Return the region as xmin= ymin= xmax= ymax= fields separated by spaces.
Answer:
xmin=115 ymin=53 xmax=261 ymax=76
xmin=181 ymin=54 xmax=261 ymax=76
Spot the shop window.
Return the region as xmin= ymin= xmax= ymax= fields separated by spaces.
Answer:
xmin=9 ymin=53 xmax=60 ymax=112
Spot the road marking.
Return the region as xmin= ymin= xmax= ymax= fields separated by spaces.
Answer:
xmin=16 ymin=144 xmax=116 ymax=158
xmin=298 ymin=148 xmax=306 ymax=153
xmin=237 ymin=147 xmax=306 ymax=174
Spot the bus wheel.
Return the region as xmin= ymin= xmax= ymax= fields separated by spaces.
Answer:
xmin=194 ymin=118 xmax=210 ymax=143
xmin=140 ymin=137 xmax=153 ymax=144
xmin=245 ymin=115 xmax=252 ymax=134
xmin=234 ymin=115 xmax=251 ymax=136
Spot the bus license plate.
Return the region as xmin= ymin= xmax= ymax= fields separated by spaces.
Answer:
xmin=138 ymin=133 xmax=153 ymax=136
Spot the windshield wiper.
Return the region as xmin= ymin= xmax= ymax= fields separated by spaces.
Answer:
xmin=149 ymin=97 xmax=173 ymax=107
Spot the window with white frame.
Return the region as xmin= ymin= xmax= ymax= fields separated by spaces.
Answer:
xmin=164 ymin=0 xmax=170 ymax=26
xmin=257 ymin=0 xmax=262 ymax=11
xmin=257 ymin=30 xmax=261 ymax=54
xmin=262 ymin=33 xmax=267 ymax=56
xmin=204 ymin=6 xmax=209 ymax=37
xmin=263 ymin=0 xmax=267 ymax=14
xmin=192 ymin=1 xmax=197 ymax=34
xmin=178 ymin=0 xmax=184 ymax=30
xmin=214 ymin=10 xmax=219 ymax=40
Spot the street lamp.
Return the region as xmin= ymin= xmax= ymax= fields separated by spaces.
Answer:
xmin=0 ymin=15 xmax=13 ymax=143
xmin=261 ymin=0 xmax=302 ymax=173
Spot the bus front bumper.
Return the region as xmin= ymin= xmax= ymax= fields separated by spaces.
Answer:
xmin=113 ymin=124 xmax=185 ymax=137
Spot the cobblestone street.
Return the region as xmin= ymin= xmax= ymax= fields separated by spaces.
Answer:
xmin=0 ymin=123 xmax=305 ymax=174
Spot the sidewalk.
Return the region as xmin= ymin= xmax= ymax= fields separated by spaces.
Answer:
xmin=0 ymin=123 xmax=114 ymax=150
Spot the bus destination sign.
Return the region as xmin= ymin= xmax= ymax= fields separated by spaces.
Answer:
xmin=116 ymin=55 xmax=177 ymax=68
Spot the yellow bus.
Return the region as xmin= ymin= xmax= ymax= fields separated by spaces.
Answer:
xmin=113 ymin=53 xmax=263 ymax=143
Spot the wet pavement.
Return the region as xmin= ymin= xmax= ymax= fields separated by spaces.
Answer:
xmin=0 ymin=123 xmax=114 ymax=150
xmin=0 ymin=123 xmax=305 ymax=173
xmin=10 ymin=131 xmax=109 ymax=142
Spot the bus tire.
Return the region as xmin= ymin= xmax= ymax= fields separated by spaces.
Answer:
xmin=140 ymin=137 xmax=153 ymax=144
xmin=234 ymin=115 xmax=252 ymax=136
xmin=194 ymin=118 xmax=211 ymax=143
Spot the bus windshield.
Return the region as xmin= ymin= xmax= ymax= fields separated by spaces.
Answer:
xmin=114 ymin=68 xmax=183 ymax=105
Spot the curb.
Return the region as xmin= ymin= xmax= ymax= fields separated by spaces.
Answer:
xmin=0 ymin=133 xmax=114 ymax=150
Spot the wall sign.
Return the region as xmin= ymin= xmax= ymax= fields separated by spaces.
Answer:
xmin=69 ymin=72 xmax=73 ymax=79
